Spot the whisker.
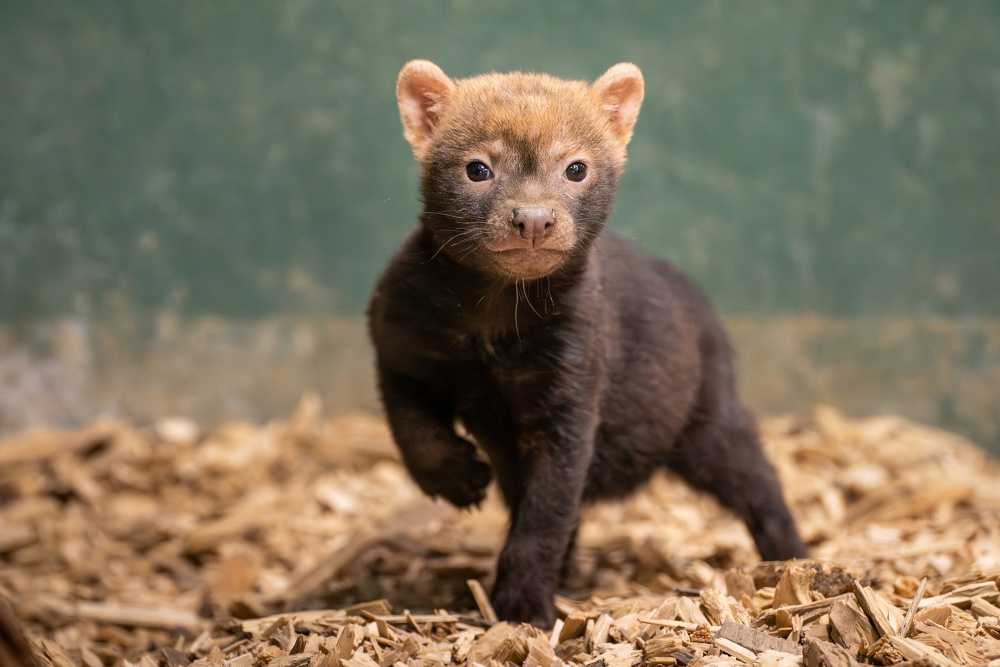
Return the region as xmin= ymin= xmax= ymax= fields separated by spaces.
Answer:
xmin=456 ymin=243 xmax=484 ymax=262
xmin=522 ymin=278 xmax=542 ymax=318
xmin=424 ymin=230 xmax=479 ymax=264
xmin=422 ymin=226 xmax=495 ymax=264
xmin=513 ymin=277 xmax=521 ymax=342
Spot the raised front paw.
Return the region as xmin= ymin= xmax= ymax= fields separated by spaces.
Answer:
xmin=407 ymin=441 xmax=493 ymax=508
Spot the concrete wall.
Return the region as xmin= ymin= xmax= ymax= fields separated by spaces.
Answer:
xmin=2 ymin=1 xmax=999 ymax=450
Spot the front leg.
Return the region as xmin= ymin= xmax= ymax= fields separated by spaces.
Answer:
xmin=490 ymin=410 xmax=598 ymax=627
xmin=378 ymin=370 xmax=493 ymax=508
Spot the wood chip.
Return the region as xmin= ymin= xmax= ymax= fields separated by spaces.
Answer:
xmin=716 ymin=621 xmax=802 ymax=656
xmin=0 ymin=597 xmax=38 ymax=667
xmin=852 ymin=581 xmax=903 ymax=638
xmin=466 ymin=579 xmax=498 ymax=623
xmin=803 ymin=638 xmax=860 ymax=667
xmin=75 ymin=601 xmax=203 ymax=630
xmin=713 ymin=637 xmax=757 ymax=663
xmin=867 ymin=634 xmax=962 ymax=667
xmin=828 ymin=599 xmax=877 ymax=654
xmin=1 ymin=404 xmax=999 ymax=667
xmin=898 ymin=576 xmax=927 ymax=637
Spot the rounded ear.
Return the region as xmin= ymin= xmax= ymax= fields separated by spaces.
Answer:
xmin=592 ymin=63 xmax=644 ymax=147
xmin=397 ymin=60 xmax=455 ymax=160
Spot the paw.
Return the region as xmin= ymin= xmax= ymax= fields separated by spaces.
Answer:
xmin=752 ymin=507 xmax=809 ymax=561
xmin=491 ymin=580 xmax=556 ymax=628
xmin=408 ymin=442 xmax=493 ymax=508
xmin=757 ymin=532 xmax=809 ymax=561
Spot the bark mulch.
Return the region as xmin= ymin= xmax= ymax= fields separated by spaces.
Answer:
xmin=1 ymin=396 xmax=998 ymax=666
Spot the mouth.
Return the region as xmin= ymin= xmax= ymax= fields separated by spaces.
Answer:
xmin=491 ymin=247 xmax=565 ymax=278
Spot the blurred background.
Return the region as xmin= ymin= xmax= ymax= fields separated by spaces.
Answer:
xmin=1 ymin=1 xmax=998 ymax=452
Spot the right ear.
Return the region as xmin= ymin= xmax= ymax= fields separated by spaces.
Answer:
xmin=397 ymin=60 xmax=455 ymax=161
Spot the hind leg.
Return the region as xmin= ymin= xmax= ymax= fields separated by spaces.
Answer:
xmin=666 ymin=406 xmax=807 ymax=561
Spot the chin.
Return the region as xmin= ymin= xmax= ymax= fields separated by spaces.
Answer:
xmin=492 ymin=249 xmax=565 ymax=280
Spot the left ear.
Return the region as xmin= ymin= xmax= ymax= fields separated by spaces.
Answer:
xmin=592 ymin=63 xmax=644 ymax=147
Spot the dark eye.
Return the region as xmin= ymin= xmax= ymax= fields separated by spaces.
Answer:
xmin=466 ymin=161 xmax=491 ymax=182
xmin=565 ymin=162 xmax=588 ymax=182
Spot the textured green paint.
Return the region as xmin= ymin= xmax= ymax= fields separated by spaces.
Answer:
xmin=2 ymin=0 xmax=998 ymax=318
xmin=1 ymin=1 xmax=999 ymax=448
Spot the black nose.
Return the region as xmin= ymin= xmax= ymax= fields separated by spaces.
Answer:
xmin=511 ymin=207 xmax=555 ymax=247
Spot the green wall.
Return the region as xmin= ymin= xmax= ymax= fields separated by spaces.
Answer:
xmin=1 ymin=1 xmax=999 ymax=450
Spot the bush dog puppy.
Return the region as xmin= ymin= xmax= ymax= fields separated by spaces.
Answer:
xmin=367 ymin=60 xmax=808 ymax=626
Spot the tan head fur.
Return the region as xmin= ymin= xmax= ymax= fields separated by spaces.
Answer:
xmin=397 ymin=61 xmax=644 ymax=163
xmin=396 ymin=61 xmax=644 ymax=280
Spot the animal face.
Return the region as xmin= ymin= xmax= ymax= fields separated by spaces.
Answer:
xmin=396 ymin=61 xmax=644 ymax=280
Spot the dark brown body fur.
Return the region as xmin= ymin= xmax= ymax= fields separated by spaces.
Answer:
xmin=368 ymin=61 xmax=807 ymax=626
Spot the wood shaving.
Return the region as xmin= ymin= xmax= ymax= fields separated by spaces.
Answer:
xmin=1 ymin=399 xmax=999 ymax=666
